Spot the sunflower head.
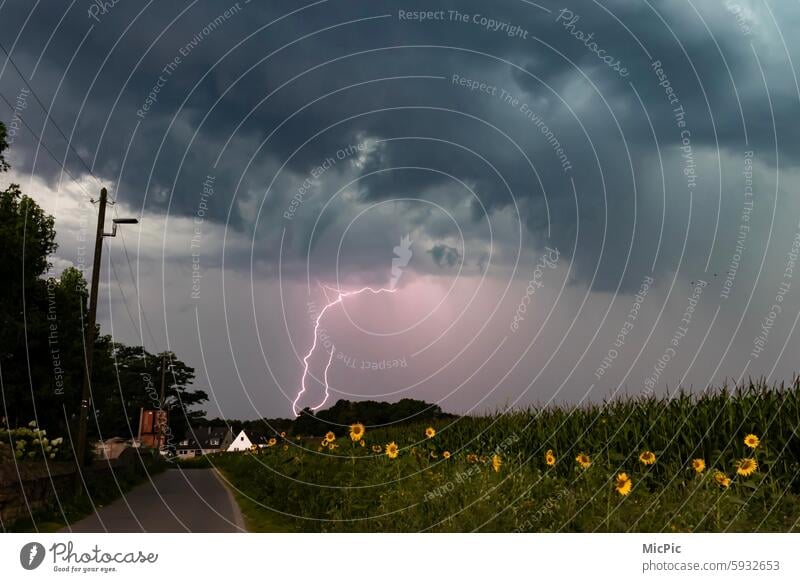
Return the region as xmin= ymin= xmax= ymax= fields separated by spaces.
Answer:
xmin=385 ymin=442 xmax=399 ymax=459
xmin=443 ymin=451 xmax=451 ymax=459
xmin=466 ymin=453 xmax=479 ymax=464
xmin=639 ymin=451 xmax=656 ymax=465
xmin=691 ymin=458 xmax=706 ymax=474
xmin=713 ymin=470 xmax=731 ymax=488
xmin=615 ymin=472 xmax=632 ymax=496
xmin=268 ymin=438 xmax=277 ymax=446
xmin=575 ymin=453 xmax=591 ymax=469
xmin=490 ymin=454 xmax=502 ymax=472
xmin=744 ymin=434 xmax=760 ymax=449
xmin=372 ymin=444 xmax=383 ymax=454
xmin=328 ymin=443 xmax=338 ymax=451
xmin=280 ymin=431 xmax=286 ymax=438
xmin=324 ymin=431 xmax=336 ymax=443
xmin=545 ymin=449 xmax=556 ymax=466
xmin=425 ymin=426 xmax=436 ymax=439
xmin=736 ymin=458 xmax=758 ymax=477
xmin=359 ymin=439 xmax=365 ymax=447
xmin=349 ymin=423 xmax=365 ymax=442
xmin=282 ymin=444 xmax=288 ymax=451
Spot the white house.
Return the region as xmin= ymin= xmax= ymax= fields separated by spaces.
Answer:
xmin=227 ymin=429 xmax=270 ymax=452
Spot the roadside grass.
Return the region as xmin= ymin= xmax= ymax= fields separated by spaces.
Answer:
xmin=207 ymin=381 xmax=800 ymax=532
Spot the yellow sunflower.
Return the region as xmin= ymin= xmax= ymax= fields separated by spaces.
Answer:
xmin=280 ymin=431 xmax=286 ymax=438
xmin=321 ymin=439 xmax=329 ymax=447
xmin=325 ymin=431 xmax=336 ymax=443
xmin=283 ymin=444 xmax=288 ymax=451
xmin=372 ymin=445 xmax=382 ymax=454
xmin=639 ymin=450 xmax=656 ymax=465
xmin=744 ymin=434 xmax=760 ymax=449
xmin=349 ymin=423 xmax=365 ymax=442
xmin=466 ymin=453 xmax=479 ymax=464
xmin=492 ymin=454 xmax=503 ymax=473
xmin=713 ymin=471 xmax=731 ymax=488
xmin=575 ymin=453 xmax=591 ymax=469
xmin=385 ymin=442 xmax=399 ymax=459
xmin=443 ymin=451 xmax=451 ymax=459
xmin=736 ymin=458 xmax=758 ymax=477
xmin=268 ymin=438 xmax=277 ymax=447
xmin=425 ymin=426 xmax=436 ymax=439
xmin=328 ymin=443 xmax=338 ymax=451
xmin=615 ymin=472 xmax=633 ymax=496
xmin=691 ymin=458 xmax=706 ymax=474
xmin=359 ymin=440 xmax=365 ymax=447
xmin=545 ymin=449 xmax=556 ymax=466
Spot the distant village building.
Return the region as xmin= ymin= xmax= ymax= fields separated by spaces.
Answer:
xmin=176 ymin=426 xmax=234 ymax=458
xmin=137 ymin=408 xmax=168 ymax=449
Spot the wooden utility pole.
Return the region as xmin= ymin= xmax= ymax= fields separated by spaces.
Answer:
xmin=75 ymin=187 xmax=107 ymax=475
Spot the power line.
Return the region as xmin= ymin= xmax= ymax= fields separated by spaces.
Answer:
xmin=0 ymin=40 xmax=102 ymax=187
xmin=0 ymin=89 xmax=94 ymax=200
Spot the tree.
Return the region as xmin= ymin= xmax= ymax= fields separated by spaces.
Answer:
xmin=0 ymin=122 xmax=59 ymax=428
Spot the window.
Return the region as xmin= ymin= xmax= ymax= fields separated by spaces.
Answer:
xmin=210 ymin=439 xmax=219 ymax=446
xmin=240 ymin=436 xmax=244 ymax=441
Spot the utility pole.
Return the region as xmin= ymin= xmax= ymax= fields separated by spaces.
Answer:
xmin=75 ymin=187 xmax=107 ymax=473
xmin=74 ymin=187 xmax=138 ymax=492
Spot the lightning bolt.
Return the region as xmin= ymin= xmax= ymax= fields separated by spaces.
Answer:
xmin=28 ymin=545 xmax=38 ymax=566
xmin=292 ymin=285 xmax=397 ymax=416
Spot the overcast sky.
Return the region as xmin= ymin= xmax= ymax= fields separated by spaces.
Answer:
xmin=2 ymin=0 xmax=800 ymax=419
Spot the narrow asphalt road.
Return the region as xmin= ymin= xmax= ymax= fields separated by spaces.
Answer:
xmin=65 ymin=468 xmax=246 ymax=533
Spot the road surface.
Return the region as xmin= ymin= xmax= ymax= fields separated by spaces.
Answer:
xmin=66 ymin=468 xmax=245 ymax=532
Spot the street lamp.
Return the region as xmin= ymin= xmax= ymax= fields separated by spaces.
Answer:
xmin=75 ymin=187 xmax=140 ymax=492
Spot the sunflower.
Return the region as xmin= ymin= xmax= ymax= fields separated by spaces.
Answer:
xmin=615 ymin=472 xmax=633 ymax=496
xmin=466 ymin=453 xmax=479 ymax=464
xmin=325 ymin=431 xmax=336 ymax=443
xmin=736 ymin=458 xmax=758 ymax=477
xmin=283 ymin=444 xmax=288 ymax=451
xmin=328 ymin=443 xmax=338 ymax=451
xmin=385 ymin=442 xmax=399 ymax=459
xmin=575 ymin=453 xmax=591 ymax=469
xmin=359 ymin=440 xmax=365 ymax=447
xmin=492 ymin=454 xmax=503 ymax=473
xmin=280 ymin=431 xmax=286 ymax=438
xmin=349 ymin=423 xmax=365 ymax=441
xmin=443 ymin=451 xmax=451 ymax=459
xmin=372 ymin=445 xmax=383 ymax=454
xmin=268 ymin=438 xmax=277 ymax=447
xmin=691 ymin=458 xmax=706 ymax=474
xmin=425 ymin=427 xmax=436 ymax=439
xmin=713 ymin=471 xmax=731 ymax=488
xmin=639 ymin=451 xmax=656 ymax=466
xmin=545 ymin=449 xmax=556 ymax=466
xmin=744 ymin=434 xmax=760 ymax=449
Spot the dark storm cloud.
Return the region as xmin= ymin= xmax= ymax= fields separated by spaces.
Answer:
xmin=1 ymin=0 xmax=798 ymax=290
xmin=429 ymin=243 xmax=462 ymax=268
